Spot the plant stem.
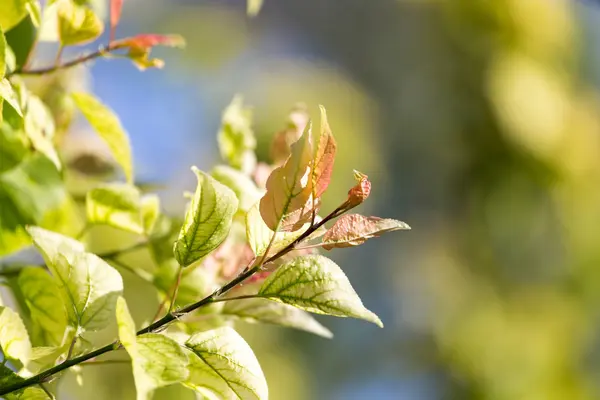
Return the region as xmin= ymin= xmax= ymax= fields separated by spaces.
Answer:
xmin=81 ymin=360 xmax=130 ymax=366
xmin=167 ymin=267 xmax=184 ymax=314
xmin=0 ymin=203 xmax=349 ymax=396
xmin=38 ymin=383 xmax=54 ymax=399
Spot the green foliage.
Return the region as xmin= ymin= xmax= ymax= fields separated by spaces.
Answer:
xmin=0 ymin=5 xmax=409 ymax=398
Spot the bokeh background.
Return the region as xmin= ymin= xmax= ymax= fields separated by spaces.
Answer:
xmin=10 ymin=0 xmax=600 ymax=398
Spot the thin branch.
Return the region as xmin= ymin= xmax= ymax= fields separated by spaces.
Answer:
xmin=81 ymin=360 xmax=130 ymax=366
xmin=0 ymin=203 xmax=349 ymax=397
xmin=38 ymin=383 xmax=54 ymax=399
xmin=167 ymin=267 xmax=184 ymax=314
xmin=210 ymin=294 xmax=260 ymax=304
xmin=65 ymin=336 xmax=78 ymax=361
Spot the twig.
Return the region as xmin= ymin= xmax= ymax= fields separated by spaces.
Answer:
xmin=81 ymin=360 xmax=130 ymax=366
xmin=65 ymin=336 xmax=78 ymax=361
xmin=167 ymin=267 xmax=184 ymax=314
xmin=38 ymin=383 xmax=54 ymax=399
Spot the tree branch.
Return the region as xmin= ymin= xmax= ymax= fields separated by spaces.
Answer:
xmin=0 ymin=204 xmax=347 ymax=396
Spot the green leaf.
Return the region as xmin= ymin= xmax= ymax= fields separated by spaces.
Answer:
xmin=86 ymin=183 xmax=143 ymax=234
xmin=258 ymin=254 xmax=383 ymax=327
xmin=217 ymin=95 xmax=256 ymax=174
xmin=0 ymin=0 xmax=29 ymax=31
xmin=245 ymin=202 xmax=308 ymax=258
xmin=211 ymin=165 xmax=262 ymax=213
xmin=56 ymin=0 xmax=103 ymax=46
xmin=322 ymin=214 xmax=410 ymax=250
xmin=18 ymin=267 xmax=68 ymax=346
xmin=173 ymin=167 xmax=238 ymax=267
xmin=72 ymin=92 xmax=133 ymax=182
xmin=141 ymin=194 xmax=160 ymax=235
xmin=0 ymin=26 xmax=6 ymax=80
xmin=259 ymin=122 xmax=316 ymax=232
xmin=0 ymin=306 xmax=32 ymax=363
xmin=184 ymin=327 xmax=268 ymax=400
xmin=22 ymin=93 xmax=61 ymax=170
xmin=0 ymin=365 xmax=48 ymax=400
xmin=0 ymin=78 xmax=23 ymax=116
xmin=0 ymin=122 xmax=29 ymax=173
xmin=116 ymin=297 xmax=189 ymax=400
xmin=27 ymin=226 xmax=124 ymax=331
xmin=247 ymin=0 xmax=263 ymax=17
xmin=25 ymin=1 xmax=41 ymax=27
xmin=222 ymin=293 xmax=332 ymax=338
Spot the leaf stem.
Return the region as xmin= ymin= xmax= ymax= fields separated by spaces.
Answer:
xmin=167 ymin=267 xmax=184 ymax=314
xmin=0 ymin=203 xmax=348 ymax=396
xmin=38 ymin=383 xmax=54 ymax=399
xmin=65 ymin=336 xmax=78 ymax=361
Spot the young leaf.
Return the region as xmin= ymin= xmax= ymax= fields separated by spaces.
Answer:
xmin=109 ymin=0 xmax=123 ymax=41
xmin=18 ymin=267 xmax=68 ymax=346
xmin=312 ymin=105 xmax=337 ymax=199
xmin=28 ymin=226 xmax=124 ymax=331
xmin=211 ymin=165 xmax=263 ymax=213
xmin=0 ymin=79 xmax=23 ymax=116
xmin=0 ymin=0 xmax=29 ymax=31
xmin=173 ymin=167 xmax=238 ymax=267
xmin=247 ymin=0 xmax=263 ymax=17
xmin=322 ymin=214 xmax=410 ymax=250
xmin=116 ymin=297 xmax=189 ymax=400
xmin=86 ymin=183 xmax=143 ymax=234
xmin=0 ymin=306 xmax=32 ymax=364
xmin=270 ymin=105 xmax=309 ymax=166
xmin=72 ymin=92 xmax=133 ymax=182
xmin=23 ymin=93 xmax=61 ymax=170
xmin=258 ymin=255 xmax=383 ymax=327
xmin=184 ymin=327 xmax=268 ymax=400
xmin=259 ymin=124 xmax=316 ymax=232
xmin=0 ymin=26 xmax=6 ymax=81
xmin=217 ymin=95 xmax=257 ymax=174
xmin=56 ymin=0 xmax=104 ymax=46
xmin=141 ymin=194 xmax=160 ymax=234
xmin=112 ymin=34 xmax=185 ymax=70
xmin=222 ymin=295 xmax=333 ymax=338
xmin=346 ymin=170 xmax=371 ymax=208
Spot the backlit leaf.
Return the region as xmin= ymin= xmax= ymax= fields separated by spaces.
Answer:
xmin=23 ymin=93 xmax=61 ymax=170
xmin=217 ymin=95 xmax=256 ymax=174
xmin=86 ymin=183 xmax=143 ymax=234
xmin=18 ymin=267 xmax=68 ymax=346
xmin=270 ymin=104 xmax=308 ymax=166
xmin=322 ymin=214 xmax=410 ymax=250
xmin=0 ymin=79 xmax=23 ymax=116
xmin=116 ymin=297 xmax=189 ymax=400
xmin=141 ymin=194 xmax=160 ymax=235
xmin=0 ymin=26 xmax=6 ymax=80
xmin=109 ymin=0 xmax=123 ymax=41
xmin=211 ymin=165 xmax=262 ymax=213
xmin=259 ymin=124 xmax=316 ymax=232
xmin=247 ymin=0 xmax=263 ymax=17
xmin=72 ymin=92 xmax=133 ymax=182
xmin=258 ymin=254 xmax=383 ymax=327
xmin=28 ymin=226 xmax=124 ymax=331
xmin=346 ymin=170 xmax=371 ymax=208
xmin=0 ymin=0 xmax=29 ymax=31
xmin=112 ymin=34 xmax=185 ymax=70
xmin=0 ymin=306 xmax=31 ymax=363
xmin=184 ymin=327 xmax=268 ymax=399
xmin=0 ymin=364 xmax=48 ymax=399
xmin=56 ymin=0 xmax=103 ymax=46
xmin=173 ymin=167 xmax=238 ymax=267
xmin=312 ymin=105 xmax=337 ymax=199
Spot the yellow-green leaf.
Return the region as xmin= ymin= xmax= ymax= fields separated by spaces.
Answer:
xmin=71 ymin=92 xmax=133 ymax=182
xmin=0 ymin=78 xmax=23 ymax=116
xmin=184 ymin=327 xmax=268 ymax=399
xmin=258 ymin=255 xmax=383 ymax=327
xmin=0 ymin=0 xmax=29 ymax=31
xmin=247 ymin=0 xmax=263 ymax=17
xmin=217 ymin=95 xmax=256 ymax=174
xmin=18 ymin=267 xmax=68 ymax=346
xmin=86 ymin=183 xmax=143 ymax=234
xmin=141 ymin=194 xmax=160 ymax=235
xmin=173 ymin=167 xmax=238 ymax=267
xmin=0 ymin=26 xmax=6 ymax=80
xmin=0 ymin=306 xmax=31 ymax=363
xmin=211 ymin=165 xmax=263 ymax=213
xmin=56 ymin=0 xmax=103 ymax=46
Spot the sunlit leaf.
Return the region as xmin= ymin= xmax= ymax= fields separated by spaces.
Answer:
xmin=346 ymin=169 xmax=371 ymax=208
xmin=72 ymin=92 xmax=133 ymax=182
xmin=0 ymin=122 xmax=29 ymax=173
xmin=56 ymin=0 xmax=103 ymax=46
xmin=0 ymin=26 xmax=6 ymax=80
xmin=25 ymin=0 xmax=41 ymax=27
xmin=259 ymin=124 xmax=316 ymax=232
xmin=322 ymin=214 xmax=410 ymax=250
xmin=23 ymin=93 xmax=61 ymax=170
xmin=109 ymin=0 xmax=123 ymax=41
xmin=0 ymin=306 xmax=32 ymax=363
xmin=211 ymin=165 xmax=263 ymax=213
xmin=28 ymin=226 xmax=124 ymax=331
xmin=117 ymin=297 xmax=188 ymax=400
xmin=184 ymin=327 xmax=268 ymax=399
xmin=0 ymin=79 xmax=23 ymax=116
xmin=0 ymin=364 xmax=48 ymax=399
xmin=247 ymin=0 xmax=263 ymax=17
xmin=258 ymin=254 xmax=383 ymax=327
xmin=18 ymin=267 xmax=68 ymax=346
xmin=222 ymin=288 xmax=332 ymax=338
xmin=173 ymin=167 xmax=238 ymax=267
xmin=312 ymin=105 xmax=337 ymax=199
xmin=0 ymin=0 xmax=29 ymax=31
xmin=112 ymin=34 xmax=185 ymax=70
xmin=141 ymin=194 xmax=160 ymax=235
xmin=217 ymin=95 xmax=256 ymax=174
xmin=270 ymin=104 xmax=308 ymax=166
xmin=86 ymin=183 xmax=143 ymax=234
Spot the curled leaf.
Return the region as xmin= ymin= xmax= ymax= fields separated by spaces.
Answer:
xmin=112 ymin=34 xmax=185 ymax=70
xmin=346 ymin=170 xmax=371 ymax=207
xmin=322 ymin=214 xmax=410 ymax=250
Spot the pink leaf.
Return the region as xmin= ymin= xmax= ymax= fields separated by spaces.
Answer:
xmin=110 ymin=0 xmax=124 ymax=42
xmin=312 ymin=105 xmax=337 ymax=199
xmin=112 ymin=34 xmax=185 ymax=70
xmin=322 ymin=214 xmax=410 ymax=250
xmin=346 ymin=170 xmax=371 ymax=207
xmin=270 ymin=104 xmax=309 ymax=166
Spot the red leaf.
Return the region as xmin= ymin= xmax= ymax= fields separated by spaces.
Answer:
xmin=112 ymin=34 xmax=185 ymax=70
xmin=312 ymin=105 xmax=337 ymax=199
xmin=322 ymin=214 xmax=410 ymax=250
xmin=110 ymin=0 xmax=124 ymax=42
xmin=346 ymin=170 xmax=371 ymax=207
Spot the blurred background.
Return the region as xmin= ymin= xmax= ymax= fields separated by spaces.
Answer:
xmin=11 ymin=0 xmax=600 ymax=398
